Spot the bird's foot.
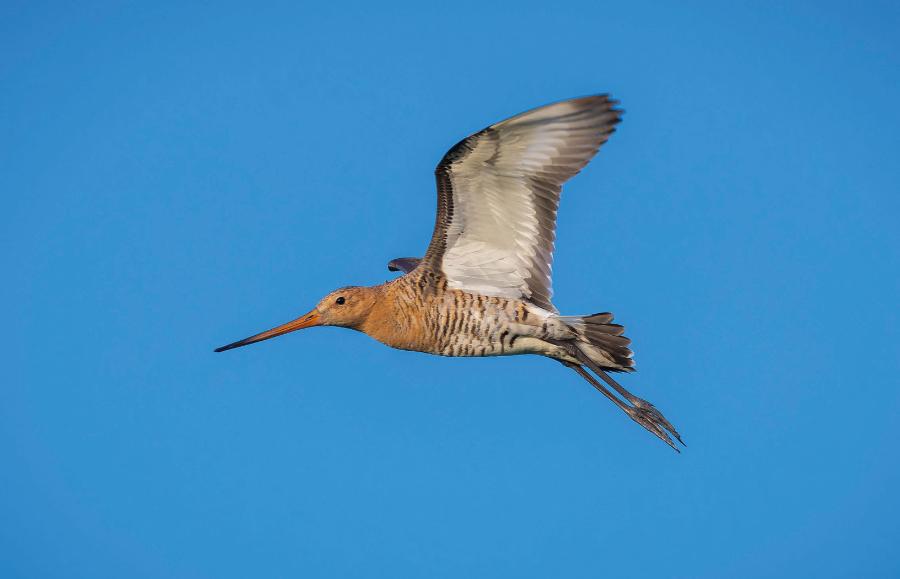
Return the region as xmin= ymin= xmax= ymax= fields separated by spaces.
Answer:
xmin=631 ymin=398 xmax=683 ymax=446
xmin=625 ymin=403 xmax=683 ymax=452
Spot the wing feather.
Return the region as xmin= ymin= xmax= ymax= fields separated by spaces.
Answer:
xmin=420 ymin=95 xmax=622 ymax=311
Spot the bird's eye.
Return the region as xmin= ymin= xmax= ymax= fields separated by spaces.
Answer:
xmin=335 ymin=297 xmax=345 ymax=305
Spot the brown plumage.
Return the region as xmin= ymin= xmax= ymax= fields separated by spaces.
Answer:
xmin=216 ymin=95 xmax=683 ymax=451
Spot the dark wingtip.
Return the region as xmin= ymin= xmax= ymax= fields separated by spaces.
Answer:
xmin=387 ymin=257 xmax=422 ymax=274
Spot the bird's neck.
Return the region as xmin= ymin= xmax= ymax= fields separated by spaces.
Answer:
xmin=356 ymin=277 xmax=426 ymax=350
xmin=344 ymin=283 xmax=387 ymax=332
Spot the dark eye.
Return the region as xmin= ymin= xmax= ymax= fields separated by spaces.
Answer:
xmin=335 ymin=297 xmax=345 ymax=305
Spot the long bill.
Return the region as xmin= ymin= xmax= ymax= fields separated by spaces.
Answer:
xmin=214 ymin=310 xmax=321 ymax=352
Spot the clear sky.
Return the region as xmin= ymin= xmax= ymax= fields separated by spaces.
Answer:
xmin=3 ymin=1 xmax=899 ymax=577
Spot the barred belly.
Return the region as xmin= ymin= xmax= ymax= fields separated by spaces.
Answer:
xmin=361 ymin=274 xmax=575 ymax=360
xmin=424 ymin=290 xmax=563 ymax=358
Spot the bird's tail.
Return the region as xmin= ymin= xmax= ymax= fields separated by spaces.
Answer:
xmin=557 ymin=312 xmax=635 ymax=372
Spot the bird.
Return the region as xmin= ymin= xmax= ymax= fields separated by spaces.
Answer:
xmin=215 ymin=94 xmax=683 ymax=451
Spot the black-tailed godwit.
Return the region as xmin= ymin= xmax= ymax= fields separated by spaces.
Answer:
xmin=216 ymin=95 xmax=683 ymax=450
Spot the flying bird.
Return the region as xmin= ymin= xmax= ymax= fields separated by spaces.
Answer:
xmin=216 ymin=95 xmax=683 ymax=450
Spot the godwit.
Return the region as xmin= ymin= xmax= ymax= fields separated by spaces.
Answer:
xmin=216 ymin=95 xmax=683 ymax=450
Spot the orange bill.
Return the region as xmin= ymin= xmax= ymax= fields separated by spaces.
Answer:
xmin=215 ymin=310 xmax=320 ymax=352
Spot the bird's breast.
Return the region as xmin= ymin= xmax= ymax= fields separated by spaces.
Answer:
xmin=360 ymin=278 xmax=558 ymax=358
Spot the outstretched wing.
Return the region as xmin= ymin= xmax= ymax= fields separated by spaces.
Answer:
xmin=420 ymin=95 xmax=622 ymax=312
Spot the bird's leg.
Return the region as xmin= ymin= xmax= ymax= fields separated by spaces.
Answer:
xmin=597 ymin=367 xmax=684 ymax=448
xmin=572 ymin=350 xmax=683 ymax=447
xmin=566 ymin=363 xmax=634 ymax=413
xmin=564 ymin=361 xmax=682 ymax=452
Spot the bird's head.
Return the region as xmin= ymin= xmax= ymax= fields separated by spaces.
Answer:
xmin=214 ymin=285 xmax=379 ymax=353
xmin=314 ymin=286 xmax=380 ymax=328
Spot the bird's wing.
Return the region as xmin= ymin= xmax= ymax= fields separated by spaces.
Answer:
xmin=387 ymin=257 xmax=421 ymax=273
xmin=420 ymin=95 xmax=622 ymax=312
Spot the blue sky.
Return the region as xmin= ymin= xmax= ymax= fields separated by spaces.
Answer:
xmin=3 ymin=1 xmax=899 ymax=577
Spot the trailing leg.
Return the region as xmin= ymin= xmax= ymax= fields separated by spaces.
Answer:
xmin=563 ymin=360 xmax=683 ymax=452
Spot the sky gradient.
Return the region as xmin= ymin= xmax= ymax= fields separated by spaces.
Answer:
xmin=3 ymin=1 xmax=899 ymax=577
